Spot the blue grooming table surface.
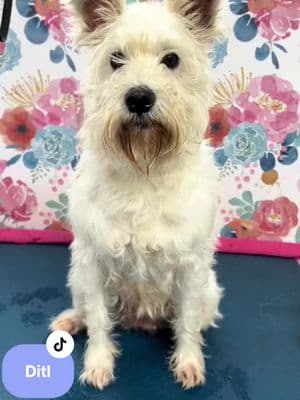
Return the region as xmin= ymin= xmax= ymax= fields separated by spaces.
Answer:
xmin=0 ymin=244 xmax=299 ymax=400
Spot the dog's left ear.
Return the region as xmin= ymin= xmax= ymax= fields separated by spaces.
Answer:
xmin=166 ymin=0 xmax=222 ymax=36
xmin=68 ymin=0 xmax=125 ymax=44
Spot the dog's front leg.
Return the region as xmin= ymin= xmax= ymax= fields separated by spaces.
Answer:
xmin=81 ymin=280 xmax=118 ymax=389
xmin=171 ymin=252 xmax=215 ymax=390
xmin=71 ymin=244 xmax=118 ymax=390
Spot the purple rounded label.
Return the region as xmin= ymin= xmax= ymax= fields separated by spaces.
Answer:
xmin=2 ymin=344 xmax=74 ymax=398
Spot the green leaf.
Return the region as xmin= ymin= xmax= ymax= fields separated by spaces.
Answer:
xmin=244 ymin=205 xmax=254 ymax=212
xmin=241 ymin=213 xmax=254 ymax=220
xmin=7 ymin=154 xmax=22 ymax=166
xmin=242 ymin=191 xmax=253 ymax=205
xmin=59 ymin=193 xmax=69 ymax=205
xmin=46 ymin=201 xmax=63 ymax=209
xmin=229 ymin=198 xmax=245 ymax=207
xmin=296 ymin=228 xmax=300 ymax=243
xmin=293 ymin=135 xmax=300 ymax=147
xmin=254 ymin=201 xmax=260 ymax=210
xmin=237 ymin=208 xmax=244 ymax=216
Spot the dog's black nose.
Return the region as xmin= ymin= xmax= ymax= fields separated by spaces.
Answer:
xmin=125 ymin=86 xmax=156 ymax=115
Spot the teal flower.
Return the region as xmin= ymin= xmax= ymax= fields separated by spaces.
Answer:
xmin=209 ymin=39 xmax=228 ymax=69
xmin=32 ymin=125 xmax=77 ymax=168
xmin=224 ymin=123 xmax=267 ymax=165
xmin=0 ymin=30 xmax=21 ymax=75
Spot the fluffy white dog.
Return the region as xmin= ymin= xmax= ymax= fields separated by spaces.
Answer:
xmin=51 ymin=0 xmax=223 ymax=390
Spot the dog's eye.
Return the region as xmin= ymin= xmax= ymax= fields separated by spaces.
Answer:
xmin=110 ymin=52 xmax=125 ymax=70
xmin=161 ymin=53 xmax=180 ymax=70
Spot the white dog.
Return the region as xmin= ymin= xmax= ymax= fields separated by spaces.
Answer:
xmin=51 ymin=0 xmax=223 ymax=390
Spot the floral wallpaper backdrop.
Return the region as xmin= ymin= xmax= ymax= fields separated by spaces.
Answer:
xmin=0 ymin=0 xmax=299 ymax=245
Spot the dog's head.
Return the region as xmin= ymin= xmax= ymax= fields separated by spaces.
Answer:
xmin=72 ymin=0 xmax=221 ymax=173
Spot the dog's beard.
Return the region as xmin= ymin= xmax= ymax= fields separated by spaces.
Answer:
xmin=103 ymin=116 xmax=186 ymax=175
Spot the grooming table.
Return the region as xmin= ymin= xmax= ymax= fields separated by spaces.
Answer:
xmin=0 ymin=244 xmax=299 ymax=400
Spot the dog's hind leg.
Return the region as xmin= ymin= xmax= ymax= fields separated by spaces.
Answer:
xmin=50 ymin=309 xmax=86 ymax=335
xmin=50 ymin=242 xmax=87 ymax=335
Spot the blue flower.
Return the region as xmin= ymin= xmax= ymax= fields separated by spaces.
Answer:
xmin=0 ymin=30 xmax=21 ymax=75
xmin=209 ymin=39 xmax=228 ymax=69
xmin=214 ymin=148 xmax=228 ymax=167
xmin=224 ymin=123 xmax=267 ymax=165
xmin=221 ymin=224 xmax=237 ymax=239
xmin=32 ymin=126 xmax=78 ymax=168
xmin=230 ymin=0 xmax=258 ymax=42
xmin=16 ymin=0 xmax=77 ymax=70
xmin=16 ymin=0 xmax=49 ymax=45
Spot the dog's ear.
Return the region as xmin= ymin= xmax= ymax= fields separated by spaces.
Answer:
xmin=70 ymin=0 xmax=125 ymax=39
xmin=166 ymin=0 xmax=221 ymax=34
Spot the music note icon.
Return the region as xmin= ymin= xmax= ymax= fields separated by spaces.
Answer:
xmin=54 ymin=337 xmax=67 ymax=352
xmin=46 ymin=330 xmax=74 ymax=359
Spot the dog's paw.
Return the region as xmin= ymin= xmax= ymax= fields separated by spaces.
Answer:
xmin=170 ymin=348 xmax=206 ymax=389
xmin=80 ymin=343 xmax=117 ymax=390
xmin=50 ymin=309 xmax=85 ymax=335
xmin=80 ymin=366 xmax=114 ymax=390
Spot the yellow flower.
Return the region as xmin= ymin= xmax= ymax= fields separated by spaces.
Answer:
xmin=213 ymin=67 xmax=252 ymax=106
xmin=2 ymin=70 xmax=50 ymax=109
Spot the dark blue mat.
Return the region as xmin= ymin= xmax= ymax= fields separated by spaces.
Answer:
xmin=0 ymin=244 xmax=299 ymax=400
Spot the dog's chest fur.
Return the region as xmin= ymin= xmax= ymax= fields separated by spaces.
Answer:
xmin=72 ymin=147 xmax=216 ymax=247
xmin=70 ymin=145 xmax=218 ymax=315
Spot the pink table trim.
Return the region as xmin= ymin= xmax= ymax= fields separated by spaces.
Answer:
xmin=218 ymin=238 xmax=300 ymax=258
xmin=0 ymin=229 xmax=73 ymax=244
xmin=0 ymin=229 xmax=299 ymax=258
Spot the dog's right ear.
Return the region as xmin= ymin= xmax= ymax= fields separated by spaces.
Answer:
xmin=69 ymin=0 xmax=125 ymax=41
xmin=165 ymin=0 xmax=222 ymax=40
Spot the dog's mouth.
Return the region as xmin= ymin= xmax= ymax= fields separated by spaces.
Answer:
xmin=125 ymin=115 xmax=153 ymax=130
xmin=116 ymin=117 xmax=182 ymax=173
xmin=103 ymin=114 xmax=185 ymax=175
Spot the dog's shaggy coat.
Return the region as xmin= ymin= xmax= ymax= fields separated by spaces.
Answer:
xmin=51 ymin=0 xmax=223 ymax=390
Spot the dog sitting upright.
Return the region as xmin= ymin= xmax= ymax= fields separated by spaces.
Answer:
xmin=51 ymin=0 xmax=223 ymax=390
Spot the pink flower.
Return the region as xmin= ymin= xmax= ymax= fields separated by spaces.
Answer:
xmin=253 ymin=196 xmax=298 ymax=237
xmin=0 ymin=161 xmax=7 ymax=175
xmin=44 ymin=9 xmax=72 ymax=45
xmin=34 ymin=0 xmax=72 ymax=45
xmin=34 ymin=0 xmax=60 ymax=18
xmin=0 ymin=42 xmax=5 ymax=56
xmin=228 ymin=219 xmax=260 ymax=239
xmin=32 ymin=78 xmax=84 ymax=131
xmin=226 ymin=218 xmax=284 ymax=241
xmin=248 ymin=0 xmax=277 ymax=14
xmin=254 ymin=0 xmax=300 ymax=42
xmin=0 ymin=177 xmax=38 ymax=222
xmin=229 ymin=75 xmax=300 ymax=143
